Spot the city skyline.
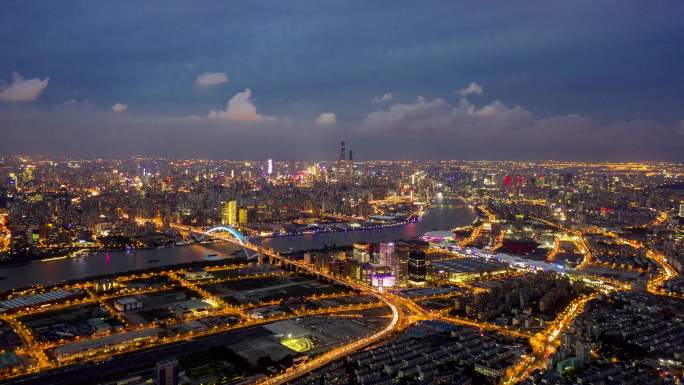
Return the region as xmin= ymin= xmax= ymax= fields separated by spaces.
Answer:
xmin=2 ymin=1 xmax=684 ymax=160
xmin=2 ymin=3 xmax=684 ymax=383
xmin=1 ymin=155 xmax=683 ymax=385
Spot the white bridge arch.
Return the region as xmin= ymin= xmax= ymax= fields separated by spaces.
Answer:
xmin=197 ymin=226 xmax=257 ymax=259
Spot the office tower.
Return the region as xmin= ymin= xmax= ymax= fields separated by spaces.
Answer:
xmin=228 ymin=200 xmax=238 ymax=226
xmin=679 ymin=201 xmax=684 ymax=218
xmin=156 ymin=359 xmax=179 ymax=385
xmin=348 ymin=150 xmax=354 ymax=179
xmin=222 ymin=200 xmax=238 ymax=226
xmin=379 ymin=241 xmax=399 ymax=281
xmin=407 ymin=250 xmax=426 ymax=285
xmin=378 ymin=242 xmax=396 ymax=267
xmin=352 ymin=243 xmax=372 ymax=263
xmin=220 ymin=202 xmax=230 ymax=225
xmin=239 ymin=208 xmax=249 ymax=225
xmin=267 ymin=159 xmax=273 ymax=175
xmin=338 ymin=141 xmax=346 ymax=179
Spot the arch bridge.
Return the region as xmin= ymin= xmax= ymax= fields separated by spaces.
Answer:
xmin=196 ymin=226 xmax=257 ymax=259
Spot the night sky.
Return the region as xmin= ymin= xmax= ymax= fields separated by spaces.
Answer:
xmin=1 ymin=0 xmax=683 ymax=160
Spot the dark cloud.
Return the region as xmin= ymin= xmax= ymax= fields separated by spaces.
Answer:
xmin=357 ymin=96 xmax=684 ymax=160
xmin=1 ymin=93 xmax=682 ymax=161
xmin=0 ymin=1 xmax=683 ymax=160
xmin=0 ymin=106 xmax=342 ymax=160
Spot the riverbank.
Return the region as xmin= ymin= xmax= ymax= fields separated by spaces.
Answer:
xmin=257 ymin=203 xmax=475 ymax=252
xmin=0 ymin=204 xmax=476 ymax=291
xmin=0 ymin=243 xmax=242 ymax=292
xmin=0 ymin=239 xmax=233 ymax=268
xmin=250 ymin=216 xmax=423 ymax=239
xmin=1 ymin=256 xmax=250 ymax=295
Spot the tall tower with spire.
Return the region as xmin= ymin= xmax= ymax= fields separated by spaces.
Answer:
xmin=338 ymin=141 xmax=346 ymax=180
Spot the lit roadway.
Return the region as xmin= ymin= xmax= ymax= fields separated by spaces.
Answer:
xmin=501 ymin=294 xmax=597 ymax=385
xmin=256 ymin=300 xmax=400 ymax=385
xmin=486 ymin=229 xmax=505 ymax=253
xmin=440 ymin=315 xmax=533 ymax=339
xmin=459 ymin=224 xmax=483 ymax=247
xmin=170 ymin=224 xmax=411 ymax=385
xmin=531 ymin=213 xmax=680 ymax=297
xmin=573 ymin=236 xmax=593 ymax=270
xmin=545 ymin=236 xmax=561 ymax=262
xmin=495 ymin=214 xmax=682 ymax=384
xmin=584 ymin=224 xmax=680 ymax=298
xmin=0 ymin=219 xmax=412 ymax=384
xmin=447 ymin=206 xmax=676 ymax=384
xmin=179 ymin=225 xmax=527 ymax=384
xmin=459 ymin=204 xmax=496 ymax=248
xmin=0 ymin=279 xmax=392 ymax=382
xmin=5 ymin=214 xmax=678 ymax=384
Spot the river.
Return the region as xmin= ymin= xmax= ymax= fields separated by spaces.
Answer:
xmin=0 ymin=203 xmax=475 ymax=291
xmin=258 ymin=203 xmax=475 ymax=251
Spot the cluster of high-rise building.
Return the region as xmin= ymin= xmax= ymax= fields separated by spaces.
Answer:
xmin=336 ymin=141 xmax=354 ymax=182
xmin=1 ymin=155 xmax=684 ymax=295
xmin=299 ymin=241 xmax=430 ymax=290
xmin=0 ymin=151 xmax=436 ymax=261
xmin=1 ymin=154 xmax=684 ymax=385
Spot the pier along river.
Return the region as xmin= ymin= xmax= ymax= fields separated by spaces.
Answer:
xmin=0 ymin=204 xmax=475 ymax=291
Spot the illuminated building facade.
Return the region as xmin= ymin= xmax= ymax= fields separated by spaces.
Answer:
xmin=221 ymin=200 xmax=238 ymax=226
xmin=239 ymin=208 xmax=249 ymax=225
xmin=338 ymin=141 xmax=346 ymax=179
xmin=352 ymin=242 xmax=372 ymax=263
xmin=407 ymin=250 xmax=426 ymax=285
xmin=228 ymin=200 xmax=238 ymax=226
xmin=378 ymin=242 xmax=396 ymax=266
xmin=371 ymin=271 xmax=396 ymax=290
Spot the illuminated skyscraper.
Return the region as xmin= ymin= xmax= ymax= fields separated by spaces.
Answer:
xmin=228 ymin=200 xmax=238 ymax=226
xmin=407 ymin=250 xmax=426 ymax=285
xmin=267 ymin=159 xmax=273 ymax=175
xmin=221 ymin=200 xmax=238 ymax=226
xmin=221 ymin=204 xmax=229 ymax=225
xmin=239 ymin=208 xmax=249 ymax=225
xmin=679 ymin=201 xmax=684 ymax=218
xmin=379 ymin=241 xmax=399 ymax=279
xmin=378 ymin=242 xmax=396 ymax=267
xmin=338 ymin=141 xmax=346 ymax=179
xmin=348 ymin=150 xmax=354 ymax=180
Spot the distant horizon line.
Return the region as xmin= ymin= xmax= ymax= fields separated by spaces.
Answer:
xmin=1 ymin=154 xmax=682 ymax=165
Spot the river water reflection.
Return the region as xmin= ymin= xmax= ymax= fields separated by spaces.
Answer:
xmin=0 ymin=204 xmax=475 ymax=291
xmin=258 ymin=203 xmax=475 ymax=252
